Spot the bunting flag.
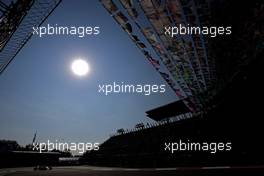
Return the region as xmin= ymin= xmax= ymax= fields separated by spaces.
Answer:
xmin=154 ymin=43 xmax=165 ymax=55
xmin=113 ymin=12 xmax=128 ymax=27
xmin=148 ymin=57 xmax=160 ymax=70
xmin=141 ymin=27 xmax=159 ymax=44
xmin=119 ymin=0 xmax=138 ymax=18
xmin=175 ymin=89 xmax=184 ymax=99
xmin=159 ymin=71 xmax=170 ymax=79
xmin=101 ymin=0 xmax=118 ymax=14
xmin=167 ymin=1 xmax=181 ymax=18
xmin=124 ymin=23 xmax=132 ymax=33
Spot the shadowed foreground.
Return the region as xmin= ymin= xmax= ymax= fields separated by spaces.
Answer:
xmin=1 ymin=166 xmax=264 ymax=176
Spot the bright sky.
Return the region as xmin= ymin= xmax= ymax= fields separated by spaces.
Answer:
xmin=0 ymin=0 xmax=176 ymax=146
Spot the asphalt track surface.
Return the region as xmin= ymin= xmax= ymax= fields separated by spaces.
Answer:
xmin=1 ymin=166 xmax=264 ymax=176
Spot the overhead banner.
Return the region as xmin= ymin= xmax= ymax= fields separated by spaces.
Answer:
xmin=99 ymin=0 xmax=217 ymax=112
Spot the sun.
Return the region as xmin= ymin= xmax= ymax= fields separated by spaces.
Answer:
xmin=71 ymin=59 xmax=90 ymax=76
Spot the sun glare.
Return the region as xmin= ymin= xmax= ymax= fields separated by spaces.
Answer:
xmin=71 ymin=59 xmax=90 ymax=76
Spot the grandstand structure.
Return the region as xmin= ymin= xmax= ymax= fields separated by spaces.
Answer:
xmin=99 ymin=0 xmax=263 ymax=116
xmin=82 ymin=0 xmax=264 ymax=167
xmin=100 ymin=0 xmax=218 ymax=113
xmin=0 ymin=0 xmax=61 ymax=74
xmin=146 ymin=99 xmax=191 ymax=121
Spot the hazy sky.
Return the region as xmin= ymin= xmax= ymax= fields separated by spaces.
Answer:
xmin=0 ymin=0 xmax=176 ymax=146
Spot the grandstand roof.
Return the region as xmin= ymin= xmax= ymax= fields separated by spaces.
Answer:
xmin=146 ymin=100 xmax=190 ymax=121
xmin=0 ymin=0 xmax=61 ymax=74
